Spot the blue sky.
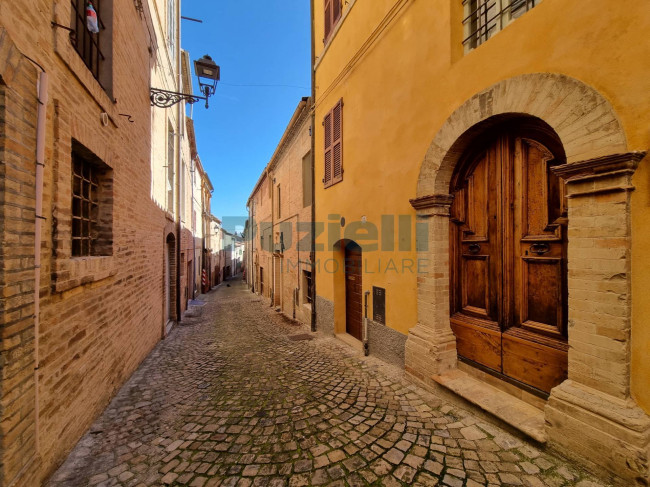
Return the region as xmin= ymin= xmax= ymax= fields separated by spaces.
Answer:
xmin=181 ymin=1 xmax=312 ymax=228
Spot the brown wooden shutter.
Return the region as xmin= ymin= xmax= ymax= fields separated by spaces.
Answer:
xmin=324 ymin=0 xmax=332 ymax=41
xmin=323 ymin=110 xmax=333 ymax=186
xmin=332 ymin=99 xmax=343 ymax=183
xmin=332 ymin=0 xmax=341 ymax=26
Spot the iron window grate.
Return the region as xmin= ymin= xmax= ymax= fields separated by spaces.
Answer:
xmin=70 ymin=0 xmax=106 ymax=83
xmin=72 ymin=155 xmax=99 ymax=257
xmin=304 ymin=271 xmax=313 ymax=304
xmin=462 ymin=0 xmax=538 ymax=50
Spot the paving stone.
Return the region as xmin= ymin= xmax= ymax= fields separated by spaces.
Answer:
xmin=44 ymin=282 xmax=611 ymax=487
xmin=384 ymin=448 xmax=405 ymax=465
xmin=460 ymin=426 xmax=487 ymax=440
xmin=423 ymin=459 xmax=444 ymax=475
xmin=442 ymin=474 xmax=464 ymax=487
xmin=393 ymin=464 xmax=417 ymax=483
xmin=499 ymin=472 xmax=524 ymax=485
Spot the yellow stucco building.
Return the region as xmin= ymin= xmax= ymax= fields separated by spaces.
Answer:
xmin=312 ymin=0 xmax=650 ymax=483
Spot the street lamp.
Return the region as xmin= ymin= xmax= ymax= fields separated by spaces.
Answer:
xmin=194 ymin=55 xmax=220 ymax=108
xmin=150 ymin=54 xmax=220 ymax=109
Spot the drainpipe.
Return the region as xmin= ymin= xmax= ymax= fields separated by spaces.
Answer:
xmin=34 ymin=71 xmax=48 ymax=454
xmin=271 ymin=171 xmax=275 ymax=307
xmin=175 ymin=0 xmax=182 ymax=324
xmin=363 ymin=290 xmax=370 ymax=356
xmin=310 ymin=0 xmax=317 ymax=332
xmin=191 ymin=158 xmax=196 ymax=299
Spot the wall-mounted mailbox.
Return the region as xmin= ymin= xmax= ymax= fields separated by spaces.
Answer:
xmin=373 ymin=286 xmax=386 ymax=325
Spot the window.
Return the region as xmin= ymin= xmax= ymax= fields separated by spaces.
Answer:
xmin=323 ymin=99 xmax=343 ymax=188
xmin=462 ymin=0 xmax=539 ymax=51
xmin=302 ymin=151 xmax=313 ymax=208
xmin=70 ymin=0 xmax=112 ymax=89
xmin=167 ymin=123 xmax=174 ymax=212
xmin=324 ymin=0 xmax=342 ymax=43
xmin=303 ymin=270 xmax=313 ymax=305
xmin=71 ymin=141 xmax=113 ymax=257
xmin=277 ymin=185 xmax=281 ymax=219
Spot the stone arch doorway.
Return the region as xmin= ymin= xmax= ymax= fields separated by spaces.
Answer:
xmin=405 ymin=73 xmax=649 ymax=483
xmin=330 ymin=239 xmax=364 ymax=340
xmin=449 ymin=117 xmax=568 ymax=394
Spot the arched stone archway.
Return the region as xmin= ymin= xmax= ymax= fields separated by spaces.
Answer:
xmin=415 ymin=73 xmax=628 ymax=198
xmin=406 ymin=73 xmax=649 ymax=484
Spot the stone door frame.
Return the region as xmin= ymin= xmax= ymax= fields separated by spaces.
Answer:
xmin=404 ymin=73 xmax=649 ymax=484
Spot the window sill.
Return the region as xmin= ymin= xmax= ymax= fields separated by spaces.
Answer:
xmin=53 ymin=255 xmax=116 ymax=293
xmin=52 ymin=21 xmax=120 ymax=129
xmin=323 ymin=179 xmax=342 ymax=189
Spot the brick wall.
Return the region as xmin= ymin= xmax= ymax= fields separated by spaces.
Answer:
xmin=0 ymin=30 xmax=40 ymax=487
xmin=0 ymin=1 xmax=174 ymax=484
xmin=247 ymin=99 xmax=312 ymax=325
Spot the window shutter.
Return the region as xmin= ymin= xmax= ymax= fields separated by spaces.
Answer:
xmin=324 ymin=0 xmax=332 ymax=41
xmin=332 ymin=99 xmax=343 ymax=183
xmin=332 ymin=0 xmax=341 ymax=26
xmin=323 ymin=111 xmax=333 ymax=186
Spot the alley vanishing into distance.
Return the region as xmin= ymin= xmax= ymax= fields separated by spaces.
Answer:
xmin=48 ymin=280 xmax=607 ymax=487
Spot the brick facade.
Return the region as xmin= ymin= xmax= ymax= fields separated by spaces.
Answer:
xmin=247 ymin=98 xmax=313 ymax=326
xmin=0 ymin=1 xmax=172 ymax=484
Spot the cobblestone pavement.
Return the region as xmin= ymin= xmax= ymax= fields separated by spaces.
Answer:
xmin=48 ymin=279 xmax=609 ymax=487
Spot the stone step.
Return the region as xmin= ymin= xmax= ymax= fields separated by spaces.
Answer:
xmin=433 ymin=368 xmax=547 ymax=443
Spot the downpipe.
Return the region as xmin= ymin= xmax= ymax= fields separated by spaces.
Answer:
xmin=363 ymin=290 xmax=370 ymax=356
xmin=34 ymin=71 xmax=48 ymax=456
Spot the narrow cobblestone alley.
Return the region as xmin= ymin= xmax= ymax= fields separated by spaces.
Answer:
xmin=48 ymin=280 xmax=609 ymax=487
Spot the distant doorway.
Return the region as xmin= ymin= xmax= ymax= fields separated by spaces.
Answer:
xmin=345 ymin=241 xmax=362 ymax=340
xmin=165 ymin=233 xmax=176 ymax=331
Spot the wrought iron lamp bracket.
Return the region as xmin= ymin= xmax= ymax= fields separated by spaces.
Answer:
xmin=150 ymin=88 xmax=207 ymax=108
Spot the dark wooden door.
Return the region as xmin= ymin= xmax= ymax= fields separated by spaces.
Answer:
xmin=345 ymin=242 xmax=363 ymax=340
xmin=450 ymin=133 xmax=568 ymax=394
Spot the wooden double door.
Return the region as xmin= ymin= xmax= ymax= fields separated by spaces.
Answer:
xmin=450 ymin=130 xmax=568 ymax=394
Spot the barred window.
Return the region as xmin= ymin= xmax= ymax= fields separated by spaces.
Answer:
xmin=72 ymin=156 xmax=98 ymax=257
xmin=71 ymin=141 xmax=113 ymax=257
xmin=462 ymin=0 xmax=539 ymax=51
xmin=70 ymin=0 xmax=106 ymax=82
xmin=303 ymin=270 xmax=313 ymax=305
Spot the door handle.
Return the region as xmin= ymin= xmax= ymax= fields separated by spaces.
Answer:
xmin=468 ymin=243 xmax=481 ymax=254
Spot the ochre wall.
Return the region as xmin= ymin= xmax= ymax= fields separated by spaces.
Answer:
xmin=313 ymin=0 xmax=650 ymax=411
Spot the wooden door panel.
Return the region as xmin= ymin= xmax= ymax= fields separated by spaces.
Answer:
xmin=345 ymin=246 xmax=362 ymax=341
xmin=463 ymin=155 xmax=489 ymax=241
xmin=519 ymin=138 xmax=560 ymax=240
xmin=521 ymin=257 xmax=563 ymax=336
xmin=451 ymin=318 xmax=502 ymax=371
xmin=502 ymin=332 xmax=568 ymax=393
xmin=461 ymin=255 xmax=490 ymax=317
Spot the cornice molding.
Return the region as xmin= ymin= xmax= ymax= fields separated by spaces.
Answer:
xmin=551 ymin=152 xmax=647 ymax=181
xmin=409 ymin=194 xmax=454 ymax=211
